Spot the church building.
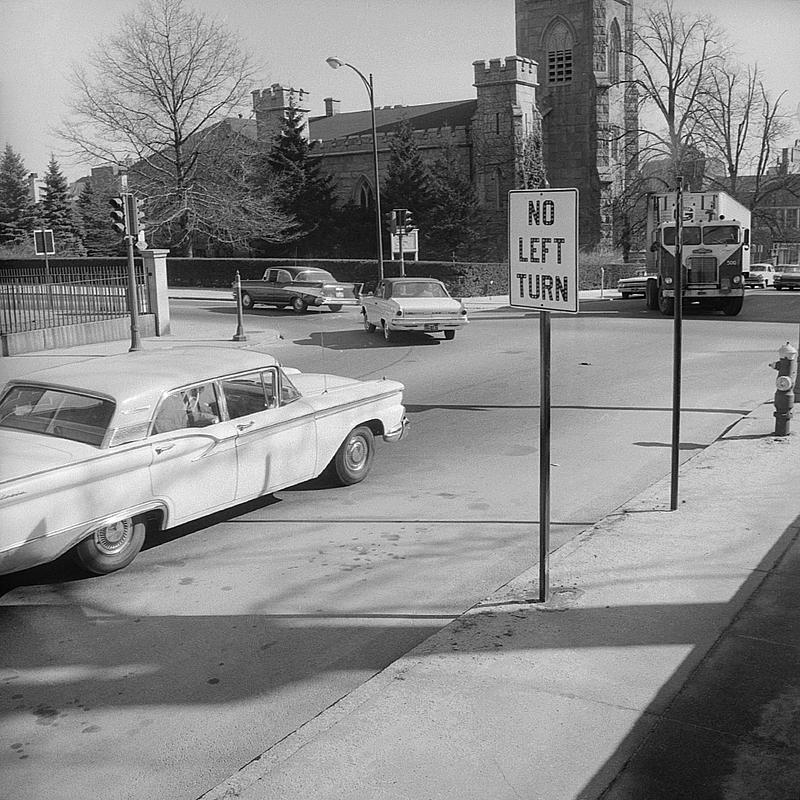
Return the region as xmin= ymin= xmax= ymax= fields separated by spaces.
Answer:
xmin=251 ymin=0 xmax=637 ymax=254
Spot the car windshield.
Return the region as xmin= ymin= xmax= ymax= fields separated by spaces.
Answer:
xmin=294 ymin=270 xmax=336 ymax=283
xmin=0 ymin=385 xmax=115 ymax=446
xmin=389 ymin=282 xmax=448 ymax=298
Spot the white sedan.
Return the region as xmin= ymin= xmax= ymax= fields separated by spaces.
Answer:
xmin=0 ymin=348 xmax=408 ymax=576
xmin=361 ymin=277 xmax=469 ymax=341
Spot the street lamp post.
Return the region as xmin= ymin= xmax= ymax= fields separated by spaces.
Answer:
xmin=326 ymin=56 xmax=384 ymax=281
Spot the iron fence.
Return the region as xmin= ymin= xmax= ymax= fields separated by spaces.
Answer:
xmin=0 ymin=263 xmax=149 ymax=335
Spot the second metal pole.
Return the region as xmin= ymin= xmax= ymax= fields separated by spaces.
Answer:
xmin=539 ymin=309 xmax=551 ymax=602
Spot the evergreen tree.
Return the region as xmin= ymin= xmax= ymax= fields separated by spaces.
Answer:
xmin=0 ymin=144 xmax=36 ymax=247
xmin=381 ymin=119 xmax=433 ymax=229
xmin=424 ymin=142 xmax=481 ymax=260
xmin=258 ymin=102 xmax=337 ymax=255
xmin=40 ymin=156 xmax=85 ymax=255
xmin=76 ymin=174 xmax=125 ymax=256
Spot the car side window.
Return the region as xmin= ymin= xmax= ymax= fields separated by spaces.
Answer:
xmin=276 ymin=270 xmax=292 ymax=284
xmin=220 ymin=370 xmax=277 ymax=419
xmin=152 ymin=382 xmax=219 ymax=435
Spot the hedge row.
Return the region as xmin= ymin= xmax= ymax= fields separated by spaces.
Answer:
xmin=1 ymin=257 xmax=646 ymax=295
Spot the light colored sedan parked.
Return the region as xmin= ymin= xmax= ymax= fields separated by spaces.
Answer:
xmin=0 ymin=348 xmax=408 ymax=576
xmin=361 ymin=277 xmax=469 ymax=341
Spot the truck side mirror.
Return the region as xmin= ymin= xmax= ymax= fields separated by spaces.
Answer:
xmin=650 ymin=241 xmax=658 ymax=252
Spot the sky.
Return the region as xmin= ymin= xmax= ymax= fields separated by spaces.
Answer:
xmin=1 ymin=0 xmax=799 ymax=183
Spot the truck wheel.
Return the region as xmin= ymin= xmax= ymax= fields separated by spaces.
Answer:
xmin=327 ymin=425 xmax=375 ymax=485
xmin=723 ymin=296 xmax=744 ymax=316
xmin=291 ymin=297 xmax=308 ymax=313
xmin=645 ymin=281 xmax=659 ymax=310
xmin=328 ymin=304 xmax=343 ymax=313
xmin=72 ymin=517 xmax=146 ymax=575
xmin=241 ymin=292 xmax=254 ymax=310
xmin=362 ymin=310 xmax=376 ymax=333
xmin=658 ymin=290 xmax=674 ymax=316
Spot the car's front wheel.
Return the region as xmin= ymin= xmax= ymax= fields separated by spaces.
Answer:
xmin=241 ymin=292 xmax=254 ymax=310
xmin=362 ymin=310 xmax=376 ymax=333
xmin=72 ymin=517 xmax=147 ymax=575
xmin=444 ymin=329 xmax=456 ymax=340
xmin=291 ymin=297 xmax=308 ymax=313
xmin=328 ymin=304 xmax=342 ymax=313
xmin=328 ymin=425 xmax=375 ymax=485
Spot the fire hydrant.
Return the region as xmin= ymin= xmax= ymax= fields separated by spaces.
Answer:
xmin=769 ymin=342 xmax=798 ymax=435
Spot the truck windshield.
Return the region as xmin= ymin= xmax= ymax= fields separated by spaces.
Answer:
xmin=702 ymin=225 xmax=739 ymax=245
xmin=662 ymin=226 xmax=701 ymax=246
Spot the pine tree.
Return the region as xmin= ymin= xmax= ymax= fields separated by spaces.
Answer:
xmin=40 ymin=156 xmax=85 ymax=255
xmin=0 ymin=144 xmax=37 ymax=247
xmin=424 ymin=142 xmax=481 ymax=260
xmin=76 ymin=175 xmax=125 ymax=256
xmin=381 ymin=119 xmax=433 ymax=226
xmin=258 ymin=103 xmax=337 ymax=255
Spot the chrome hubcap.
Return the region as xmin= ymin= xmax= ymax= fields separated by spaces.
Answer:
xmin=93 ymin=519 xmax=132 ymax=554
xmin=345 ymin=436 xmax=367 ymax=470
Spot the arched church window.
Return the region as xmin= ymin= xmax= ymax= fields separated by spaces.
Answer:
xmin=608 ymin=19 xmax=621 ymax=84
xmin=356 ymin=178 xmax=374 ymax=209
xmin=546 ymin=20 xmax=573 ymax=85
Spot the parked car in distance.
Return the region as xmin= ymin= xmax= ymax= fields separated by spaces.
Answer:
xmin=774 ymin=265 xmax=800 ymax=290
xmin=745 ymin=263 xmax=776 ymax=288
xmin=234 ymin=266 xmax=362 ymax=312
xmin=617 ymin=268 xmax=656 ymax=299
xmin=361 ymin=277 xmax=469 ymax=341
xmin=0 ymin=348 xmax=408 ymax=577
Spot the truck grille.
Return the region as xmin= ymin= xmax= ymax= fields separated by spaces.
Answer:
xmin=688 ymin=256 xmax=717 ymax=283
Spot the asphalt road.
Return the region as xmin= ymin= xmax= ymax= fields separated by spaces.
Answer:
xmin=1 ymin=289 xmax=798 ymax=800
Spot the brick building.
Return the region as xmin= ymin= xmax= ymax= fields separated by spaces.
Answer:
xmin=251 ymin=0 xmax=637 ymax=255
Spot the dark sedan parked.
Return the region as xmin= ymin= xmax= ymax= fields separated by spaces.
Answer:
xmin=774 ymin=265 xmax=800 ymax=291
xmin=234 ymin=267 xmax=362 ymax=312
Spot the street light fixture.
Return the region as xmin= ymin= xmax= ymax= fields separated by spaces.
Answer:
xmin=326 ymin=56 xmax=384 ymax=281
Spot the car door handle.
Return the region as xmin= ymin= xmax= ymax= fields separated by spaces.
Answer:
xmin=236 ymin=421 xmax=254 ymax=431
xmin=154 ymin=442 xmax=175 ymax=454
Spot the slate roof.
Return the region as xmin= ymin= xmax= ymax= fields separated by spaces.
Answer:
xmin=307 ymin=99 xmax=476 ymax=141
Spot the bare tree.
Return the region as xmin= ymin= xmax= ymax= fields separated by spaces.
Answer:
xmin=57 ymin=0 xmax=293 ymax=254
xmin=628 ymin=0 xmax=727 ymax=189
xmin=698 ymin=62 xmax=790 ymax=198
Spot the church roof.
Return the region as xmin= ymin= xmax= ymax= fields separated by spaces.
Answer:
xmin=307 ymin=99 xmax=476 ymax=141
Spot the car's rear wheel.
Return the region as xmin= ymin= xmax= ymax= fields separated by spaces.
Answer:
xmin=328 ymin=425 xmax=375 ymax=485
xmin=241 ymin=292 xmax=254 ymax=310
xmin=291 ymin=297 xmax=308 ymax=313
xmin=328 ymin=304 xmax=342 ymax=313
xmin=444 ymin=329 xmax=456 ymax=340
xmin=620 ymin=292 xmax=630 ymax=299
xmin=72 ymin=517 xmax=147 ymax=575
xmin=362 ymin=310 xmax=376 ymax=333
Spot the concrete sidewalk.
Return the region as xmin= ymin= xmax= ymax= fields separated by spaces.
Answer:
xmin=201 ymin=401 xmax=800 ymax=800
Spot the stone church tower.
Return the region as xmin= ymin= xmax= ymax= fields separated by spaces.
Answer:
xmin=515 ymin=0 xmax=638 ymax=248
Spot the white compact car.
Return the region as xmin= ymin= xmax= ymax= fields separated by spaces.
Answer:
xmin=0 ymin=348 xmax=408 ymax=576
xmin=744 ymin=263 xmax=776 ymax=288
xmin=361 ymin=277 xmax=469 ymax=341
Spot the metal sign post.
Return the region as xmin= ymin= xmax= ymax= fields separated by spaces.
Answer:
xmin=509 ymin=188 xmax=579 ymax=602
xmin=670 ymin=177 xmax=684 ymax=510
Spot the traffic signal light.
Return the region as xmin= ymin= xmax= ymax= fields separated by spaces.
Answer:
xmin=403 ymin=209 xmax=415 ymax=233
xmin=109 ymin=196 xmax=127 ymax=235
xmin=385 ymin=210 xmax=397 ymax=234
xmin=124 ymin=194 xmax=140 ymax=237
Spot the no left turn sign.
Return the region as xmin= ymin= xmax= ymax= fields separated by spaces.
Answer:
xmin=508 ymin=188 xmax=579 ymax=313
